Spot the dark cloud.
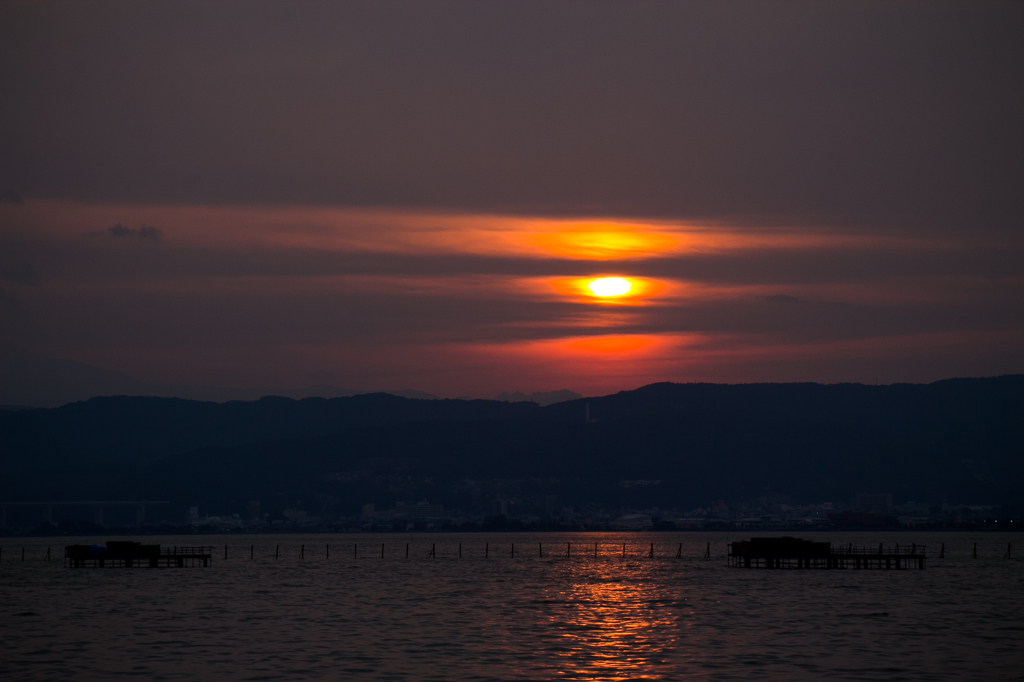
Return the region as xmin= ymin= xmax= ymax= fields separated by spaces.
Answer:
xmin=1 ymin=1 xmax=1021 ymax=393
xmin=0 ymin=286 xmax=20 ymax=313
xmin=1 ymin=1 xmax=1022 ymax=233
xmin=763 ymin=295 xmax=807 ymax=305
xmin=88 ymin=223 xmax=162 ymax=242
xmin=27 ymin=273 xmax=1022 ymax=350
xmin=0 ymin=257 xmax=37 ymax=285
xmin=18 ymin=239 xmax=1022 ymax=286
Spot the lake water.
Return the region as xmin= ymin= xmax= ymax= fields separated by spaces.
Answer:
xmin=1 ymin=532 xmax=1021 ymax=680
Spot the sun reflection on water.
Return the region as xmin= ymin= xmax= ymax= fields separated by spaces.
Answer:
xmin=538 ymin=561 xmax=681 ymax=680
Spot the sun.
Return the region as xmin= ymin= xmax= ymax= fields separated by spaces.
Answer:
xmin=587 ymin=277 xmax=632 ymax=297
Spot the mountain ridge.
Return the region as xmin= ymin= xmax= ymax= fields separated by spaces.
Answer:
xmin=2 ymin=376 xmax=1021 ymax=516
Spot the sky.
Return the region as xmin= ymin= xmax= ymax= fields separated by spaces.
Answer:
xmin=1 ymin=0 xmax=1022 ymax=399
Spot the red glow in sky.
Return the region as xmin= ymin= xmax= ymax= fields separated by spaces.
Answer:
xmin=2 ymin=199 xmax=1021 ymax=401
xmin=1 ymin=1 xmax=1022 ymax=403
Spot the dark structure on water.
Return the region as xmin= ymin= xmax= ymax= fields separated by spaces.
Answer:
xmin=65 ymin=541 xmax=212 ymax=567
xmin=729 ymin=537 xmax=926 ymax=569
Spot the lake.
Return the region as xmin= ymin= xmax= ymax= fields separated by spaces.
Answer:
xmin=1 ymin=532 xmax=1021 ymax=680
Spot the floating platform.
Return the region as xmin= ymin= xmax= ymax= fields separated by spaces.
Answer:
xmin=728 ymin=537 xmax=925 ymax=569
xmin=65 ymin=541 xmax=212 ymax=568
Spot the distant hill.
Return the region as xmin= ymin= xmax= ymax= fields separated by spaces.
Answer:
xmin=494 ymin=389 xmax=583 ymax=406
xmin=0 ymin=393 xmax=534 ymax=501
xmin=1 ymin=377 xmax=1022 ymax=518
xmin=0 ymin=354 xmax=438 ymax=407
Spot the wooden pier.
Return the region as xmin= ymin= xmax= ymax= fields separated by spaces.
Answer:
xmin=65 ymin=542 xmax=212 ymax=568
xmin=728 ymin=537 xmax=926 ymax=569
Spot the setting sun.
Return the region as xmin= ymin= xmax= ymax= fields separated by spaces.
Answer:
xmin=587 ymin=277 xmax=632 ymax=297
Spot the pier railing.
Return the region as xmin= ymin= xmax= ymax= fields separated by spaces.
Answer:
xmin=64 ymin=543 xmax=214 ymax=568
xmin=829 ymin=543 xmax=926 ymax=556
xmin=728 ymin=538 xmax=927 ymax=569
xmin=15 ymin=538 xmax=1009 ymax=570
xmin=164 ymin=546 xmax=215 ymax=556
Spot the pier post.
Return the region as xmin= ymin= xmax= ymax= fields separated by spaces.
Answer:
xmin=486 ymin=542 xmax=488 ymax=559
xmin=595 ymin=542 xmax=598 ymax=558
xmin=354 ymin=543 xmax=357 ymax=559
xmin=430 ymin=543 xmax=435 ymax=558
xmin=972 ymin=543 xmax=977 ymax=559
xmin=406 ymin=543 xmax=409 ymax=558
xmin=567 ymin=542 xmax=570 ymax=558
xmin=224 ymin=545 xmax=227 ymax=560
xmin=326 ymin=544 xmax=328 ymax=560
xmin=22 ymin=547 xmax=25 ymax=561
xmin=649 ymin=543 xmax=654 ymax=558
xmin=677 ymin=543 xmax=682 ymax=558
xmin=251 ymin=545 xmax=254 ymax=560
xmin=275 ymin=545 xmax=279 ymax=559
xmin=622 ymin=543 xmax=625 ymax=558
xmin=511 ymin=543 xmax=514 ymax=558
xmin=704 ymin=542 xmax=710 ymax=558
xmin=46 ymin=547 xmax=50 ymax=562
xmin=381 ymin=543 xmax=384 ymax=558
xmin=939 ymin=543 xmax=944 ymax=559
xmin=300 ymin=545 xmax=304 ymax=559
xmin=1005 ymin=543 xmax=1012 ymax=559
xmin=459 ymin=543 xmax=462 ymax=558
xmin=539 ymin=543 xmax=542 ymax=558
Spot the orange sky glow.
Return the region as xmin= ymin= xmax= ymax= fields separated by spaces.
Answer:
xmin=2 ymin=1 xmax=1021 ymax=404
xmin=2 ymin=200 xmax=1021 ymax=396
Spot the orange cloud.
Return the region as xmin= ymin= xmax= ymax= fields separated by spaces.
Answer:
xmin=5 ymin=200 xmax=934 ymax=263
xmin=528 ymin=225 xmax=679 ymax=259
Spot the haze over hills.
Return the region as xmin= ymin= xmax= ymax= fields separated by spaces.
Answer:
xmin=2 ymin=376 xmax=1022 ymax=529
xmin=0 ymin=354 xmax=588 ymax=408
xmin=493 ymin=390 xmax=583 ymax=406
xmin=0 ymin=353 xmax=450 ymax=407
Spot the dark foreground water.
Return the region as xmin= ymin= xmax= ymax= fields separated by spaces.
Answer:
xmin=1 ymin=532 xmax=1021 ymax=681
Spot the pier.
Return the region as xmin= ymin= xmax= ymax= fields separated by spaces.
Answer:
xmin=65 ymin=542 xmax=212 ymax=568
xmin=728 ymin=537 xmax=926 ymax=569
xmin=0 ymin=538 xmax=995 ymax=568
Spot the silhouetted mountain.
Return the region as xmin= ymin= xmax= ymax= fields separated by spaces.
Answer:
xmin=2 ymin=377 xmax=1022 ymax=518
xmin=0 ymin=353 xmax=439 ymax=407
xmin=0 ymin=393 xmax=534 ymax=501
